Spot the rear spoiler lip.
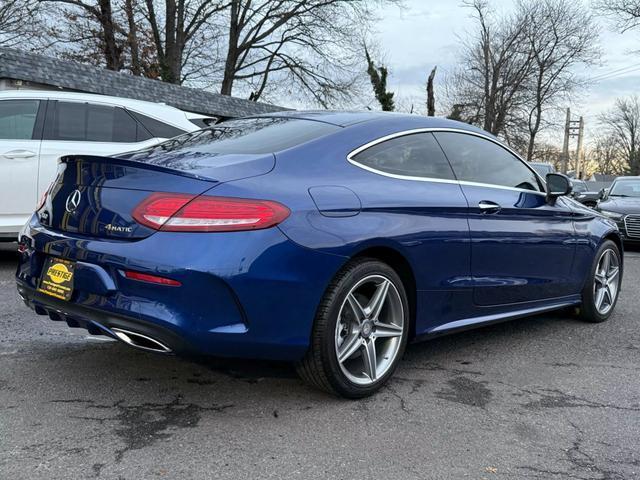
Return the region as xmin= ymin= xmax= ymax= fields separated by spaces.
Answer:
xmin=59 ymin=154 xmax=219 ymax=183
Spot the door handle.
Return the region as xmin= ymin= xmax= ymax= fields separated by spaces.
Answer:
xmin=2 ymin=149 xmax=36 ymax=159
xmin=478 ymin=201 xmax=501 ymax=214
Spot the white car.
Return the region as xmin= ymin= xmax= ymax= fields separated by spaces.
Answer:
xmin=0 ymin=90 xmax=214 ymax=239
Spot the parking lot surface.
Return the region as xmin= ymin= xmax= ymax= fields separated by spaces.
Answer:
xmin=1 ymin=243 xmax=639 ymax=479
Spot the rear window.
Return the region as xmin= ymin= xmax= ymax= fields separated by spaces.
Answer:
xmin=128 ymin=110 xmax=187 ymax=139
xmin=132 ymin=117 xmax=340 ymax=156
xmin=44 ymin=101 xmax=151 ymax=143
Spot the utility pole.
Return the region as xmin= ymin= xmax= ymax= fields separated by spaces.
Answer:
xmin=575 ymin=116 xmax=585 ymax=179
xmin=562 ymin=108 xmax=571 ymax=174
xmin=561 ymin=107 xmax=583 ymax=176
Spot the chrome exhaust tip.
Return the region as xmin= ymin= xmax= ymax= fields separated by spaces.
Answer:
xmin=111 ymin=328 xmax=172 ymax=354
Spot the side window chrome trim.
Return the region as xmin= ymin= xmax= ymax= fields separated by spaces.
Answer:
xmin=347 ymin=127 xmax=547 ymax=196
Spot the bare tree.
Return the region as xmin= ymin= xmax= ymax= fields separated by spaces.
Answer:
xmin=37 ymin=1 xmax=227 ymax=84
xmin=41 ymin=0 xmax=126 ymax=70
xmin=0 ymin=1 xmax=43 ymax=48
xmin=218 ymin=0 xmax=387 ymax=105
xmin=451 ymin=0 xmax=534 ymax=136
xmin=528 ymin=141 xmax=563 ymax=167
xmin=587 ymin=133 xmax=627 ymax=175
xmin=521 ymin=0 xmax=599 ymax=161
xmin=144 ymin=0 xmax=228 ymax=84
xmin=33 ymin=0 xmax=386 ymax=101
xmin=599 ymin=95 xmax=640 ymax=175
xmin=593 ymin=0 xmax=640 ymax=32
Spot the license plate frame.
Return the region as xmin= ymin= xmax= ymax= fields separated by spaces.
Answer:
xmin=38 ymin=257 xmax=76 ymax=301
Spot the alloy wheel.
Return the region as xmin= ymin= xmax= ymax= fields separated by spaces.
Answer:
xmin=593 ymin=248 xmax=620 ymax=315
xmin=334 ymin=274 xmax=405 ymax=385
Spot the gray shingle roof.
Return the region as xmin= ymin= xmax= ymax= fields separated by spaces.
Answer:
xmin=0 ymin=47 xmax=285 ymax=118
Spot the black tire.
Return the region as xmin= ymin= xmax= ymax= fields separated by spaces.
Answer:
xmin=577 ymin=239 xmax=622 ymax=323
xmin=296 ymin=258 xmax=410 ymax=398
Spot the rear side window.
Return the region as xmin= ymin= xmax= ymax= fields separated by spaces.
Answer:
xmin=44 ymin=101 xmax=151 ymax=143
xmin=435 ymin=132 xmax=541 ymax=192
xmin=351 ymin=132 xmax=455 ymax=180
xmin=128 ymin=111 xmax=186 ymax=139
xmin=0 ymin=100 xmax=40 ymax=140
xmin=130 ymin=117 xmax=340 ymax=157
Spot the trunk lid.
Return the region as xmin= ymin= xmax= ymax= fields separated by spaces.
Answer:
xmin=39 ymin=153 xmax=274 ymax=240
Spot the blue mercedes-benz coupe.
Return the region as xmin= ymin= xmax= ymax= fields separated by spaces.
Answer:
xmin=16 ymin=111 xmax=623 ymax=397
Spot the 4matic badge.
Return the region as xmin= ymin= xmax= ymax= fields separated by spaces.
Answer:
xmin=105 ymin=224 xmax=133 ymax=233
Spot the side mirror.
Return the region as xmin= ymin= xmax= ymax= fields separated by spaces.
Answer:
xmin=546 ymin=173 xmax=572 ymax=203
xmin=599 ymin=188 xmax=608 ymax=200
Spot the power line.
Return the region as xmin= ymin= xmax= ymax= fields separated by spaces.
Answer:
xmin=590 ymin=62 xmax=640 ymax=82
xmin=590 ymin=62 xmax=640 ymax=80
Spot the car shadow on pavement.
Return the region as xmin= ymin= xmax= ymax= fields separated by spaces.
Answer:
xmin=11 ymin=308 xmax=573 ymax=405
xmin=624 ymin=243 xmax=640 ymax=254
xmin=0 ymin=242 xmax=17 ymax=261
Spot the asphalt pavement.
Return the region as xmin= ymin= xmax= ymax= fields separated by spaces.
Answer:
xmin=1 ymin=242 xmax=639 ymax=479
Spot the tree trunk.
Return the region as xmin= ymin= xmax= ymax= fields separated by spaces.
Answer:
xmin=221 ymin=0 xmax=240 ymax=96
xmin=426 ymin=66 xmax=436 ymax=116
xmin=124 ymin=0 xmax=141 ymax=76
xmin=526 ymin=105 xmax=542 ymax=161
xmin=631 ymin=149 xmax=640 ymax=175
xmin=161 ymin=0 xmax=179 ymax=83
xmin=98 ymin=0 xmax=122 ymax=71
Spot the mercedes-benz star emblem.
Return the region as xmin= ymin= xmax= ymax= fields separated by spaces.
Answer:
xmin=65 ymin=189 xmax=82 ymax=213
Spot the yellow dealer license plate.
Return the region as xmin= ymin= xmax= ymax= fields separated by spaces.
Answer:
xmin=38 ymin=257 xmax=76 ymax=301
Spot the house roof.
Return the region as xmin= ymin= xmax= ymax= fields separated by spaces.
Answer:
xmin=0 ymin=47 xmax=285 ymax=118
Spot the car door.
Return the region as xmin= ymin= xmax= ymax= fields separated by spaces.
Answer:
xmin=38 ymin=100 xmax=161 ymax=198
xmin=434 ymin=131 xmax=576 ymax=306
xmin=0 ymin=98 xmax=44 ymax=235
xmin=347 ymin=132 xmax=472 ymax=332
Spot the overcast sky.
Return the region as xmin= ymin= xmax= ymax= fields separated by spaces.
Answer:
xmin=373 ymin=0 xmax=640 ymax=143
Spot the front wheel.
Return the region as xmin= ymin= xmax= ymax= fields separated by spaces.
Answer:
xmin=296 ymin=258 xmax=410 ymax=398
xmin=578 ymin=240 xmax=622 ymax=323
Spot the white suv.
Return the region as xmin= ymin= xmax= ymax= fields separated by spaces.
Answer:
xmin=0 ymin=90 xmax=214 ymax=239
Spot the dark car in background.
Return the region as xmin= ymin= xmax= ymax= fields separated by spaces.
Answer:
xmin=596 ymin=176 xmax=640 ymax=243
xmin=571 ymin=179 xmax=601 ymax=208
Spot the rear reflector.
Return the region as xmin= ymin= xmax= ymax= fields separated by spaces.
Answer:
xmin=132 ymin=193 xmax=290 ymax=232
xmin=123 ymin=270 xmax=181 ymax=286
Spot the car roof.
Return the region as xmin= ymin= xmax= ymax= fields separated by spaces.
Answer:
xmin=0 ymin=89 xmax=210 ymax=129
xmin=250 ymin=110 xmax=493 ymax=134
xmin=0 ymin=89 xmax=186 ymax=113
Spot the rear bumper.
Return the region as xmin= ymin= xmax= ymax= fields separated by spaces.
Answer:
xmin=16 ymin=285 xmax=190 ymax=354
xmin=16 ymin=217 xmax=347 ymax=361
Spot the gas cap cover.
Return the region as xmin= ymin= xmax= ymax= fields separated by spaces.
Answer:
xmin=308 ymin=186 xmax=362 ymax=217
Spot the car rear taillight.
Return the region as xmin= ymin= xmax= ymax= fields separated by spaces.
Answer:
xmin=132 ymin=193 xmax=290 ymax=232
